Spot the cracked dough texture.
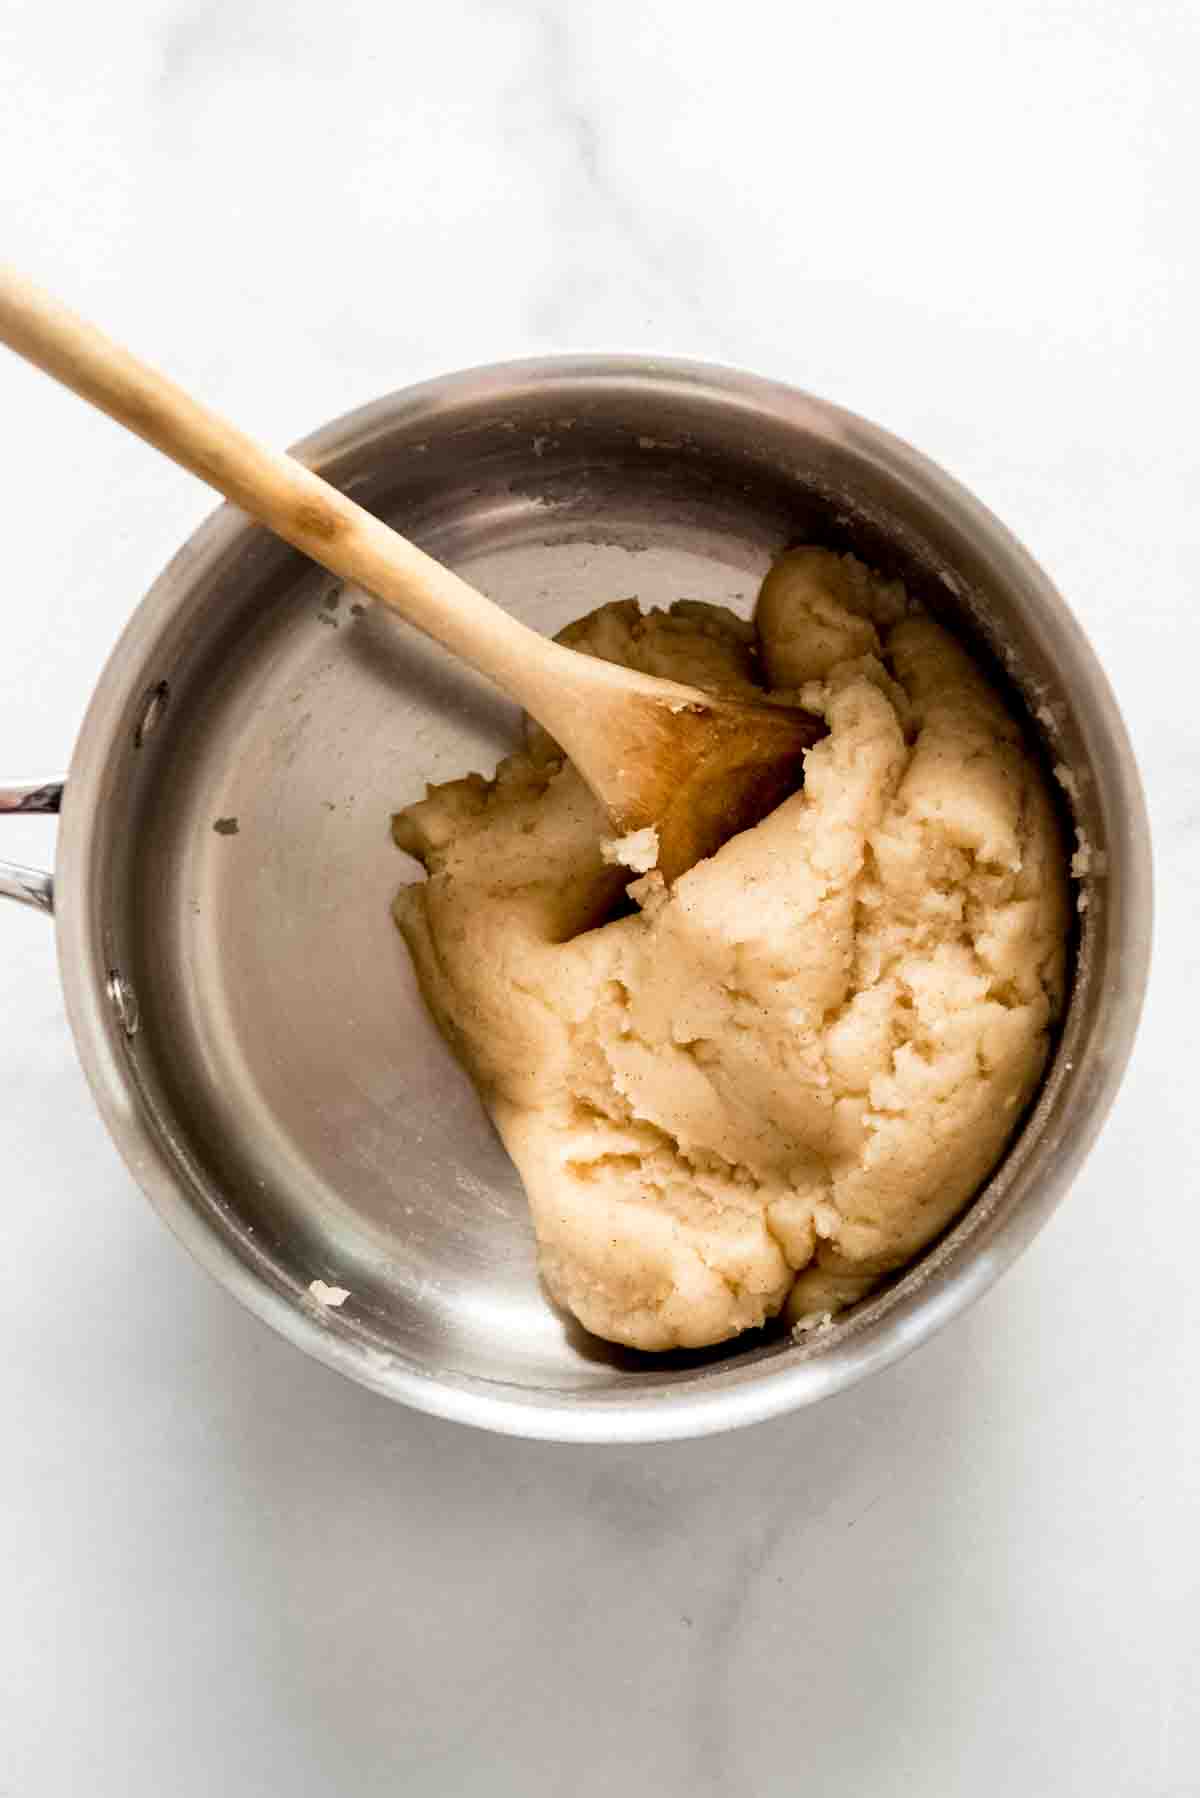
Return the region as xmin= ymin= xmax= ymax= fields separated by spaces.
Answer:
xmin=392 ymin=550 xmax=1069 ymax=1351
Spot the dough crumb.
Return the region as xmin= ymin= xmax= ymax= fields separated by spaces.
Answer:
xmin=793 ymin=1311 xmax=835 ymax=1337
xmin=627 ymin=867 xmax=669 ymax=916
xmin=1055 ymin=762 xmax=1081 ymax=802
xmin=309 ymin=1279 xmax=350 ymax=1308
xmin=601 ymin=825 xmax=660 ymax=874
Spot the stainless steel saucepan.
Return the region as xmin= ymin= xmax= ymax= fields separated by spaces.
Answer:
xmin=1 ymin=357 xmax=1152 ymax=1442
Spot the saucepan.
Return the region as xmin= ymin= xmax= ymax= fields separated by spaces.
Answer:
xmin=0 ymin=357 xmax=1152 ymax=1442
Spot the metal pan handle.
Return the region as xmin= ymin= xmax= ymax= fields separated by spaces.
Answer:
xmin=0 ymin=780 xmax=63 ymax=914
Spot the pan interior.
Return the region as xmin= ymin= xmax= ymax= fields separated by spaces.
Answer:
xmin=109 ymin=386 xmax=1089 ymax=1394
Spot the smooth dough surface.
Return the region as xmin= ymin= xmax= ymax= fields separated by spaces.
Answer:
xmin=392 ymin=551 xmax=1069 ymax=1350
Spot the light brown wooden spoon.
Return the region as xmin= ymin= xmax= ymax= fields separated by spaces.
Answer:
xmin=0 ymin=269 xmax=824 ymax=881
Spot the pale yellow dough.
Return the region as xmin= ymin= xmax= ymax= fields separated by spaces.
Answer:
xmin=392 ymin=550 xmax=1069 ymax=1351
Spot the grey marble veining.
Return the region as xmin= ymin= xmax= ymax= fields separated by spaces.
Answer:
xmin=1 ymin=1 xmax=1196 ymax=1792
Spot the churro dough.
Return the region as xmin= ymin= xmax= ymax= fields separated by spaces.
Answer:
xmin=392 ymin=550 xmax=1069 ymax=1350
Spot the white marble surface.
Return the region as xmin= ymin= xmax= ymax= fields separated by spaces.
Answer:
xmin=1 ymin=1 xmax=1195 ymax=1791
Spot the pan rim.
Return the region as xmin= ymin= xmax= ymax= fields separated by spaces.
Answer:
xmin=52 ymin=354 xmax=1153 ymax=1442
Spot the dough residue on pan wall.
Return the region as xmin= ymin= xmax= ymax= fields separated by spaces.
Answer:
xmin=392 ymin=549 xmax=1070 ymax=1351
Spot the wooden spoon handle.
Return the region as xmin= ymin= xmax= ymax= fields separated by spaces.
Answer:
xmin=0 ymin=266 xmax=589 ymax=724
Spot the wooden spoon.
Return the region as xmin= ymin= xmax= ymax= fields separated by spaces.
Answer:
xmin=0 ymin=269 xmax=824 ymax=881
